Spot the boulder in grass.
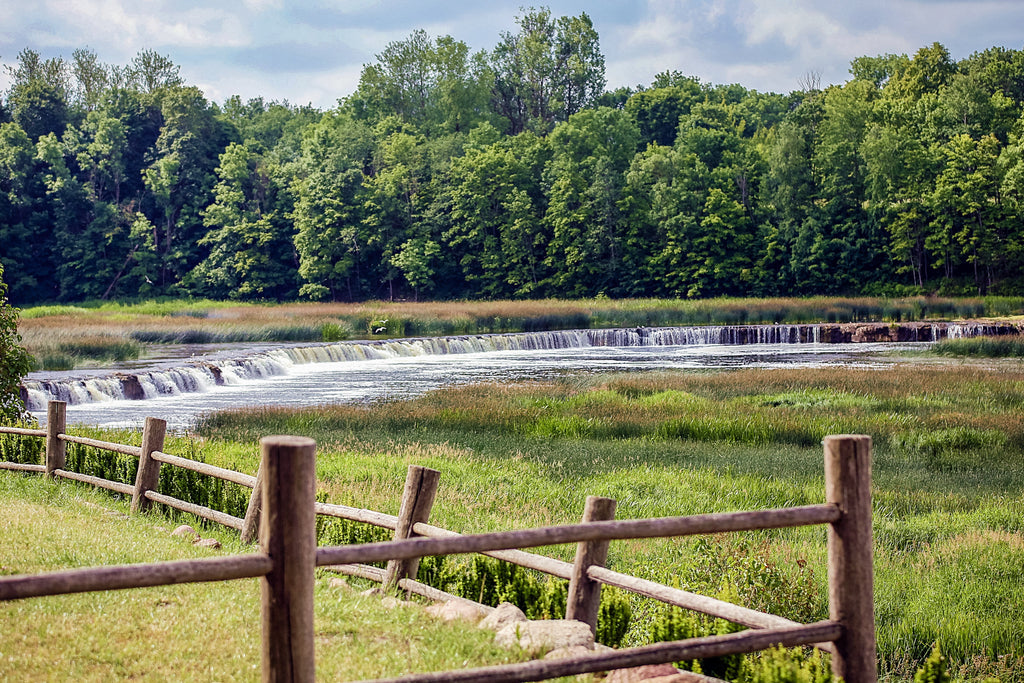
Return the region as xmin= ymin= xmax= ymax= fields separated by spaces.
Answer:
xmin=171 ymin=524 xmax=198 ymax=539
xmin=607 ymin=664 xmax=722 ymax=683
xmin=479 ymin=602 xmax=527 ymax=632
xmin=193 ymin=537 xmax=221 ymax=549
xmin=426 ymin=599 xmax=485 ymax=624
xmin=494 ymin=619 xmax=594 ymax=656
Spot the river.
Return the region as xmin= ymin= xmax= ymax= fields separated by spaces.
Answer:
xmin=20 ymin=324 xmax=932 ymax=431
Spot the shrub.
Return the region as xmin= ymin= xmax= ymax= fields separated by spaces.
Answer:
xmin=914 ymin=643 xmax=949 ymax=683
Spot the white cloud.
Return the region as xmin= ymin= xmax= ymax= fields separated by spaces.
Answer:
xmin=38 ymin=0 xmax=253 ymax=52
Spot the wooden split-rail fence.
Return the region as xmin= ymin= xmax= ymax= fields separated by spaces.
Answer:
xmin=0 ymin=400 xmax=877 ymax=683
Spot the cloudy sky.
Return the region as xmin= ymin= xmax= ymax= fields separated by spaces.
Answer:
xmin=2 ymin=0 xmax=1023 ymax=110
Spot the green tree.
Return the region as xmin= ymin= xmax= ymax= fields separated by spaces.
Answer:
xmin=490 ymin=7 xmax=605 ymax=135
xmin=929 ymin=133 xmax=1008 ymax=291
xmin=292 ymin=111 xmax=373 ymax=301
xmin=0 ymin=122 xmax=56 ymax=304
xmin=143 ymin=86 xmax=226 ymax=289
xmin=445 ymin=127 xmax=551 ymax=297
xmin=625 ymin=77 xmax=704 ymax=147
xmin=188 ymin=143 xmax=297 ymax=299
xmin=0 ymin=263 xmax=32 ymax=422
xmin=351 ymin=31 xmax=493 ymax=136
xmin=543 ymin=107 xmax=638 ymax=296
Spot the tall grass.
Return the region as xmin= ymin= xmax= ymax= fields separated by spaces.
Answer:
xmin=18 ymin=295 xmax=1024 ymax=348
xmin=192 ymin=363 xmax=1024 ymax=681
xmin=931 ymin=334 xmax=1024 ymax=357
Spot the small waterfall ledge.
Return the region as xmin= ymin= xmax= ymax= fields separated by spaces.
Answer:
xmin=20 ymin=321 xmax=1021 ymax=410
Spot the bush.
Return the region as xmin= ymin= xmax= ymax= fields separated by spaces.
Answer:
xmin=0 ymin=264 xmax=32 ymax=422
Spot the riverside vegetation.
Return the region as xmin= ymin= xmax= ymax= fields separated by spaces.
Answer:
xmin=14 ymin=295 xmax=1024 ymax=370
xmin=3 ymin=361 xmax=1023 ymax=681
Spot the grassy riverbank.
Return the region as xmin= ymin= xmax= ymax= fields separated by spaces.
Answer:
xmin=3 ymin=363 xmax=1023 ymax=679
xmin=16 ymin=296 xmax=1024 ymax=370
xmin=0 ymin=473 xmax=527 ymax=681
xmin=189 ymin=362 xmax=1021 ymax=680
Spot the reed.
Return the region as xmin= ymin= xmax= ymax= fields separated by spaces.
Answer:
xmin=18 ymin=296 xmax=1024 ymax=353
xmin=931 ymin=334 xmax=1024 ymax=357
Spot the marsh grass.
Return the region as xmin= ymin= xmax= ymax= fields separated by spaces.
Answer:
xmin=190 ymin=363 xmax=1024 ymax=681
xmin=22 ymin=333 xmax=143 ymax=371
xmin=18 ymin=296 xmax=1024 ymax=351
xmin=932 ymin=334 xmax=1024 ymax=358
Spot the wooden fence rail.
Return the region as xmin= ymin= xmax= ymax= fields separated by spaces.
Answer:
xmin=0 ymin=402 xmax=877 ymax=683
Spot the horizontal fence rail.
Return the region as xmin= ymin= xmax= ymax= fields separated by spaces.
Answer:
xmin=359 ymin=621 xmax=845 ymax=683
xmin=0 ymin=402 xmax=877 ymax=683
xmin=315 ymin=504 xmax=842 ymax=567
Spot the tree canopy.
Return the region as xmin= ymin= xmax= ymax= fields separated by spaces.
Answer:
xmin=2 ymin=12 xmax=1024 ymax=305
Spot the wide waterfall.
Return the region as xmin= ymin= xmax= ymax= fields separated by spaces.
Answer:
xmin=18 ymin=321 xmax=1007 ymax=411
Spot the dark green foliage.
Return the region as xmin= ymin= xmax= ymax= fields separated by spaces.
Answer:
xmin=0 ymin=430 xmax=43 ymax=465
xmin=416 ymin=554 xmax=632 ymax=647
xmin=0 ymin=264 xmax=32 ymax=421
xmin=738 ymin=646 xmax=834 ymax=683
xmin=1 ymin=32 xmax=1022 ymax=305
xmin=61 ymin=439 xmax=251 ymax=520
xmin=649 ymin=602 xmax=744 ymax=678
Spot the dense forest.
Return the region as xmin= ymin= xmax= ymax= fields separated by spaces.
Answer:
xmin=2 ymin=8 xmax=1024 ymax=306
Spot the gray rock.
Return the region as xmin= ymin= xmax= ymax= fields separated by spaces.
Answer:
xmin=479 ymin=602 xmax=527 ymax=632
xmin=494 ymin=619 xmax=594 ymax=656
xmin=171 ymin=524 xmax=198 ymax=539
xmin=426 ymin=599 xmax=485 ymax=623
xmin=606 ymin=664 xmax=690 ymax=683
xmin=543 ymin=644 xmax=593 ymax=660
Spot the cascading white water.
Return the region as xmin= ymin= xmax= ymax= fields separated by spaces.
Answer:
xmin=22 ymin=324 xmax=820 ymax=410
xmin=23 ymin=320 xmax=1013 ymax=413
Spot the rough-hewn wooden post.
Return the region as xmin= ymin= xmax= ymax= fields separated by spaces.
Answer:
xmin=44 ymin=401 xmax=66 ymax=478
xmin=130 ymin=417 xmax=167 ymax=513
xmin=260 ymin=435 xmax=316 ymax=683
xmin=566 ymin=495 xmax=617 ymax=633
xmin=825 ymin=435 xmax=877 ymax=683
xmin=240 ymin=463 xmax=264 ymax=544
xmin=383 ymin=465 xmax=440 ymax=591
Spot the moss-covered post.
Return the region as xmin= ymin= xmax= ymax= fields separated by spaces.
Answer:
xmin=825 ymin=435 xmax=877 ymax=683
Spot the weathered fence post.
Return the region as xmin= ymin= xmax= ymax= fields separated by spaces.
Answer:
xmin=383 ymin=465 xmax=440 ymax=591
xmin=825 ymin=435 xmax=877 ymax=683
xmin=240 ymin=463 xmax=264 ymax=544
xmin=44 ymin=401 xmax=66 ymax=478
xmin=566 ymin=495 xmax=617 ymax=633
xmin=260 ymin=435 xmax=316 ymax=683
xmin=130 ymin=416 xmax=167 ymax=514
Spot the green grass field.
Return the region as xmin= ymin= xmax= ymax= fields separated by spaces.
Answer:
xmin=0 ymin=472 xmax=528 ymax=682
xmin=191 ymin=363 xmax=1024 ymax=681
xmin=7 ymin=300 xmax=1024 ymax=680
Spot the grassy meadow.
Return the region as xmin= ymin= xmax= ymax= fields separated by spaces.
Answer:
xmin=6 ymin=298 xmax=1024 ymax=680
xmin=5 ymin=362 xmax=1018 ymax=680
xmin=189 ymin=363 xmax=1024 ymax=682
